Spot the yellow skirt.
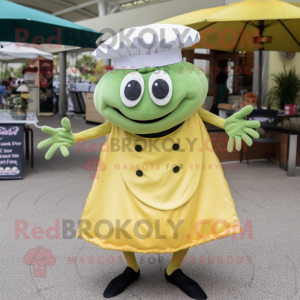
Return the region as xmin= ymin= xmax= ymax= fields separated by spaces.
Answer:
xmin=77 ymin=113 xmax=241 ymax=253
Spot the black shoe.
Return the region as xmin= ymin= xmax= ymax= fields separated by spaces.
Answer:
xmin=103 ymin=267 xmax=140 ymax=298
xmin=165 ymin=269 xmax=207 ymax=300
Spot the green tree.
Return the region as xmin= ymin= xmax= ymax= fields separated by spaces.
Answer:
xmin=53 ymin=55 xmax=70 ymax=69
xmin=53 ymin=55 xmax=59 ymax=68
xmin=0 ymin=66 xmax=15 ymax=79
xmin=76 ymin=55 xmax=97 ymax=77
xmin=4 ymin=66 xmax=15 ymax=78
xmin=13 ymin=63 xmax=26 ymax=79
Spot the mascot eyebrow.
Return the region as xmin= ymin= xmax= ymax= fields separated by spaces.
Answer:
xmin=38 ymin=23 xmax=260 ymax=299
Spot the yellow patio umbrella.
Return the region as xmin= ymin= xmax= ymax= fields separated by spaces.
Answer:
xmin=159 ymin=0 xmax=300 ymax=108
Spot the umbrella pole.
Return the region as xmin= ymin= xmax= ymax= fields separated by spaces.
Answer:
xmin=258 ymin=48 xmax=263 ymax=109
xmin=74 ymin=52 xmax=77 ymax=88
xmin=59 ymin=52 xmax=67 ymax=117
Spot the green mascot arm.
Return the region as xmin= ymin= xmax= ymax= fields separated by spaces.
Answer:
xmin=198 ymin=106 xmax=261 ymax=153
xmin=37 ymin=117 xmax=112 ymax=160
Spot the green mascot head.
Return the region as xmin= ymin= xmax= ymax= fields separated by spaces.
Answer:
xmin=94 ymin=62 xmax=207 ymax=134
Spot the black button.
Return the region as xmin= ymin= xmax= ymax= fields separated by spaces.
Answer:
xmin=135 ymin=145 xmax=142 ymax=152
xmin=136 ymin=170 xmax=143 ymax=177
xmin=173 ymin=143 xmax=179 ymax=151
xmin=173 ymin=166 xmax=180 ymax=173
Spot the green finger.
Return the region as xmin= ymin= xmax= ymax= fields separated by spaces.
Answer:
xmin=235 ymin=105 xmax=253 ymax=119
xmin=60 ymin=146 xmax=69 ymax=157
xmin=235 ymin=136 xmax=242 ymax=151
xmin=37 ymin=137 xmax=54 ymax=149
xmin=41 ymin=126 xmax=57 ymax=136
xmin=242 ymin=133 xmax=253 ymax=147
xmin=45 ymin=144 xmax=59 ymax=160
xmin=244 ymin=127 xmax=259 ymax=139
xmin=245 ymin=120 xmax=260 ymax=128
xmin=227 ymin=136 xmax=234 ymax=153
xmin=61 ymin=117 xmax=71 ymax=132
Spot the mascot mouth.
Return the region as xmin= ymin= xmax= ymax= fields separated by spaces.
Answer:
xmin=114 ymin=108 xmax=171 ymax=123
xmin=113 ymin=100 xmax=184 ymax=124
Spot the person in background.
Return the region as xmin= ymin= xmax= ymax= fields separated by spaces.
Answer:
xmin=6 ymin=77 xmax=16 ymax=96
xmin=210 ymin=71 xmax=229 ymax=115
xmin=8 ymin=77 xmax=15 ymax=88
xmin=0 ymin=81 xmax=7 ymax=109
xmin=2 ymin=80 xmax=8 ymax=91
xmin=53 ymin=96 xmax=57 ymax=113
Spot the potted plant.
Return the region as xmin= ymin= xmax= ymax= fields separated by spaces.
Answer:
xmin=6 ymin=85 xmax=31 ymax=118
xmin=268 ymin=67 xmax=300 ymax=115
xmin=15 ymin=84 xmax=31 ymax=114
xmin=17 ymin=92 xmax=30 ymax=114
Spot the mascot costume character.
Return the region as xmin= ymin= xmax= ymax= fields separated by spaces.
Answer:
xmin=38 ymin=24 xmax=260 ymax=299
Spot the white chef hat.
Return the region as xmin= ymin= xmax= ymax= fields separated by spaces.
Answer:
xmin=93 ymin=24 xmax=200 ymax=69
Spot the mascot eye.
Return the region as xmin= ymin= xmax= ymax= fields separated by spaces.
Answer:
xmin=148 ymin=71 xmax=172 ymax=106
xmin=120 ymin=72 xmax=144 ymax=107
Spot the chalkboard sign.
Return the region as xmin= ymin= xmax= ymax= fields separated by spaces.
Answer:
xmin=0 ymin=124 xmax=24 ymax=180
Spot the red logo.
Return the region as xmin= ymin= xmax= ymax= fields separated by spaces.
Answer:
xmin=23 ymin=246 xmax=56 ymax=277
xmin=83 ymin=157 xmax=106 ymax=179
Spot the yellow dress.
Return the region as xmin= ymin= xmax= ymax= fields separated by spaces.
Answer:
xmin=76 ymin=110 xmax=241 ymax=253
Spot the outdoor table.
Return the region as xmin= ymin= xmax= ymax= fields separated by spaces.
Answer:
xmin=277 ymin=113 xmax=300 ymax=118
xmin=218 ymin=109 xmax=237 ymax=119
xmin=219 ymin=109 xmax=300 ymax=176
xmin=0 ymin=111 xmax=39 ymax=179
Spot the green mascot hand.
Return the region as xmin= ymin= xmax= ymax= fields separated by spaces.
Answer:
xmin=224 ymin=105 xmax=260 ymax=153
xmin=37 ymin=117 xmax=75 ymax=160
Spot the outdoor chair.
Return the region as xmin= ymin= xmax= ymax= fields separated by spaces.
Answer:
xmin=69 ymin=91 xmax=85 ymax=114
xmin=240 ymin=109 xmax=281 ymax=167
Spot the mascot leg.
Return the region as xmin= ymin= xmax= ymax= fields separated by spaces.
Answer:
xmin=103 ymin=251 xmax=140 ymax=298
xmin=165 ymin=248 xmax=207 ymax=300
xmin=123 ymin=251 xmax=139 ymax=272
xmin=166 ymin=248 xmax=189 ymax=275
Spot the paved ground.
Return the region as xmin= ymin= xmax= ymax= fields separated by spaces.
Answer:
xmin=1 ymin=116 xmax=300 ymax=300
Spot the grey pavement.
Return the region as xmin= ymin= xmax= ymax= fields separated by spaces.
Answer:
xmin=1 ymin=115 xmax=300 ymax=300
